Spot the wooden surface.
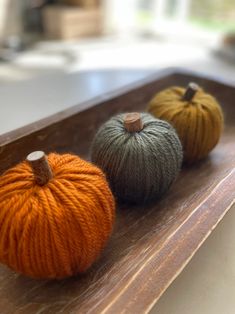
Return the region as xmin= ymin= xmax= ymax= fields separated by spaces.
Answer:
xmin=151 ymin=202 xmax=235 ymax=314
xmin=0 ymin=72 xmax=235 ymax=313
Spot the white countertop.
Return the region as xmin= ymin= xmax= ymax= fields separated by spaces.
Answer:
xmin=1 ymin=38 xmax=235 ymax=137
xmin=0 ymin=69 xmax=154 ymax=136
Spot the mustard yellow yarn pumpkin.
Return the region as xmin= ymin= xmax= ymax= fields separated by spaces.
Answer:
xmin=147 ymin=83 xmax=224 ymax=163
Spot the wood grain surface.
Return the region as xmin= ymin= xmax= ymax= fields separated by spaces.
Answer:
xmin=0 ymin=72 xmax=234 ymax=314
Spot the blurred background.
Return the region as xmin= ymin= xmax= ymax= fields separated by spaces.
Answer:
xmin=0 ymin=0 xmax=235 ymax=82
xmin=0 ymin=0 xmax=235 ymax=135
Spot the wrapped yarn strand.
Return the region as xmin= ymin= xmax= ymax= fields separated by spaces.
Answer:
xmin=148 ymin=83 xmax=224 ymax=163
xmin=91 ymin=112 xmax=183 ymax=204
xmin=0 ymin=151 xmax=115 ymax=279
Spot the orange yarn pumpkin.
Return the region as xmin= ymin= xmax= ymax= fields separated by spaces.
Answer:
xmin=148 ymin=83 xmax=224 ymax=163
xmin=0 ymin=152 xmax=115 ymax=279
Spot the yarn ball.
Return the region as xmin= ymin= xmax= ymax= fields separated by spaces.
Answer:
xmin=0 ymin=152 xmax=115 ymax=279
xmin=91 ymin=112 xmax=183 ymax=204
xmin=148 ymin=83 xmax=224 ymax=163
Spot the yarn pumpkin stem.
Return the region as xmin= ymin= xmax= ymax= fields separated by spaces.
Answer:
xmin=124 ymin=112 xmax=143 ymax=132
xmin=182 ymin=82 xmax=199 ymax=101
xmin=27 ymin=151 xmax=53 ymax=185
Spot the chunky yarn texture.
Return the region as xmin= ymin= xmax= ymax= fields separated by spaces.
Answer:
xmin=148 ymin=86 xmax=224 ymax=163
xmin=91 ymin=113 xmax=183 ymax=204
xmin=0 ymin=153 xmax=115 ymax=279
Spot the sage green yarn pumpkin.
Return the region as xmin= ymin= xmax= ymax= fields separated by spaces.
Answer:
xmin=91 ymin=113 xmax=183 ymax=204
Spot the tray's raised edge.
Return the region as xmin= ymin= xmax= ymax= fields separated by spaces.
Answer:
xmin=89 ymin=169 xmax=235 ymax=314
xmin=169 ymin=66 xmax=235 ymax=88
xmin=145 ymin=169 xmax=235 ymax=313
xmin=0 ymin=68 xmax=174 ymax=147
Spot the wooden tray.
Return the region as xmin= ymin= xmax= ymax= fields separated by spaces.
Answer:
xmin=0 ymin=70 xmax=235 ymax=314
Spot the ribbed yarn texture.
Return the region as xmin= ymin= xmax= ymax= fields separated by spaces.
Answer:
xmin=91 ymin=113 xmax=182 ymax=204
xmin=0 ymin=153 xmax=115 ymax=279
xmin=148 ymin=86 xmax=224 ymax=163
